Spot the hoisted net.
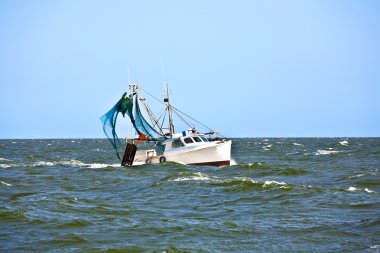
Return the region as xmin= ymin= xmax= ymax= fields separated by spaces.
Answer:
xmin=100 ymin=92 xmax=134 ymax=159
xmin=134 ymin=95 xmax=161 ymax=140
xmin=100 ymin=92 xmax=163 ymax=159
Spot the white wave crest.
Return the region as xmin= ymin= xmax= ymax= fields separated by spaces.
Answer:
xmin=263 ymin=180 xmax=287 ymax=188
xmin=169 ymin=174 xmax=290 ymax=190
xmin=347 ymin=186 xmax=358 ymax=192
xmin=347 ymin=186 xmax=376 ymax=194
xmin=34 ymin=161 xmax=55 ymax=166
xmin=349 ymin=173 xmax=366 ymax=179
xmin=0 ymin=158 xmax=11 ymax=162
xmin=172 ymin=172 xmax=214 ymax=182
xmin=364 ymin=188 xmax=376 ymax=194
xmin=263 ymin=144 xmax=272 ymax=151
xmin=89 ymin=163 xmax=120 ymax=169
xmin=339 ymin=140 xmax=349 ymax=146
xmin=1 ymin=181 xmax=12 ymax=186
xmin=315 ymin=150 xmax=341 ymax=155
xmin=293 ymin=143 xmax=303 ymax=146
xmin=32 ymin=160 xmax=120 ymax=169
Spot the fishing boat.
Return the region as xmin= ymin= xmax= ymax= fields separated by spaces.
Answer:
xmin=100 ymin=82 xmax=232 ymax=166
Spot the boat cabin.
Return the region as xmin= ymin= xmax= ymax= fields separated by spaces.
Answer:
xmin=164 ymin=134 xmax=209 ymax=151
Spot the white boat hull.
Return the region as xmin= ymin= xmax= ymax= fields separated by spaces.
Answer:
xmin=164 ymin=140 xmax=232 ymax=166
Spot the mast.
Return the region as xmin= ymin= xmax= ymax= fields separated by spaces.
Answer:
xmin=164 ymin=82 xmax=175 ymax=137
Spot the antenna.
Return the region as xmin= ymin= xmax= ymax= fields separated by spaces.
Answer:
xmin=160 ymin=55 xmax=168 ymax=97
xmin=160 ymin=56 xmax=175 ymax=136
xmin=127 ymin=65 xmax=131 ymax=84
xmin=160 ymin=55 xmax=167 ymax=82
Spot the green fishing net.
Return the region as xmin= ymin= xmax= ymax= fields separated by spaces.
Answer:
xmin=100 ymin=92 xmax=134 ymax=159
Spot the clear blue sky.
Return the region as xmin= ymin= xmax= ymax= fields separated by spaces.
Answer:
xmin=0 ymin=0 xmax=379 ymax=138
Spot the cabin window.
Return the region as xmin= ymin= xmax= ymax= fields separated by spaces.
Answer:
xmin=184 ymin=137 xmax=194 ymax=144
xmin=172 ymin=139 xmax=184 ymax=148
xmin=193 ymin=137 xmax=202 ymax=142
xmin=201 ymin=137 xmax=208 ymax=142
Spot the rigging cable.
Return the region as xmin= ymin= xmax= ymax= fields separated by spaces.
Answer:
xmin=140 ymin=87 xmax=215 ymax=133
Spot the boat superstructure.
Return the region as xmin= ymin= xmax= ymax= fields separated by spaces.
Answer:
xmin=162 ymin=131 xmax=231 ymax=166
xmin=100 ymin=80 xmax=232 ymax=166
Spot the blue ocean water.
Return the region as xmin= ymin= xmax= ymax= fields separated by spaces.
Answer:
xmin=0 ymin=138 xmax=379 ymax=252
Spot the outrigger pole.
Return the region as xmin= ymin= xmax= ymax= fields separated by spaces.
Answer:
xmin=164 ymin=82 xmax=175 ymax=137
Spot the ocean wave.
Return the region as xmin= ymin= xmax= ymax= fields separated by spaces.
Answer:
xmin=279 ymin=168 xmax=309 ymax=176
xmin=0 ymin=158 xmax=13 ymax=168
xmin=170 ymin=172 xmax=215 ymax=182
xmin=262 ymin=144 xmax=272 ymax=151
xmin=241 ymin=163 xmax=309 ymax=176
xmin=293 ymin=143 xmax=303 ymax=146
xmin=339 ymin=140 xmax=349 ymax=146
xmin=356 ymin=217 xmax=380 ymax=229
xmin=56 ymin=219 xmax=92 ymax=229
xmin=1 ymin=181 xmax=13 ymax=187
xmin=0 ymin=210 xmax=26 ymax=221
xmin=315 ymin=150 xmax=341 ymax=155
xmin=10 ymin=192 xmax=37 ymax=200
xmin=355 ymin=179 xmax=380 ymax=187
xmin=348 ymin=170 xmax=378 ymax=179
xmin=349 ymin=173 xmax=366 ymax=179
xmin=213 ymin=178 xmax=290 ymax=191
xmin=2 ymin=160 xmax=120 ymax=169
xmin=245 ymin=162 xmax=273 ymax=169
xmin=58 ymin=160 xmax=120 ymax=169
xmin=365 ymin=188 xmax=376 ymax=194
xmin=262 ymin=180 xmax=288 ymax=187
xmin=41 ymin=233 xmax=88 ymax=244
xmin=347 ymin=186 xmax=376 ymax=194
xmin=347 ymin=186 xmax=358 ymax=192
xmin=164 ymin=172 xmax=290 ymax=190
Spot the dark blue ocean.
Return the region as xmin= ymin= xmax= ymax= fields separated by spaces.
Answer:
xmin=1 ymin=138 xmax=379 ymax=252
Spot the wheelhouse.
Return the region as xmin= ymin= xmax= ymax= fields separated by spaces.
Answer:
xmin=165 ymin=134 xmax=210 ymax=151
